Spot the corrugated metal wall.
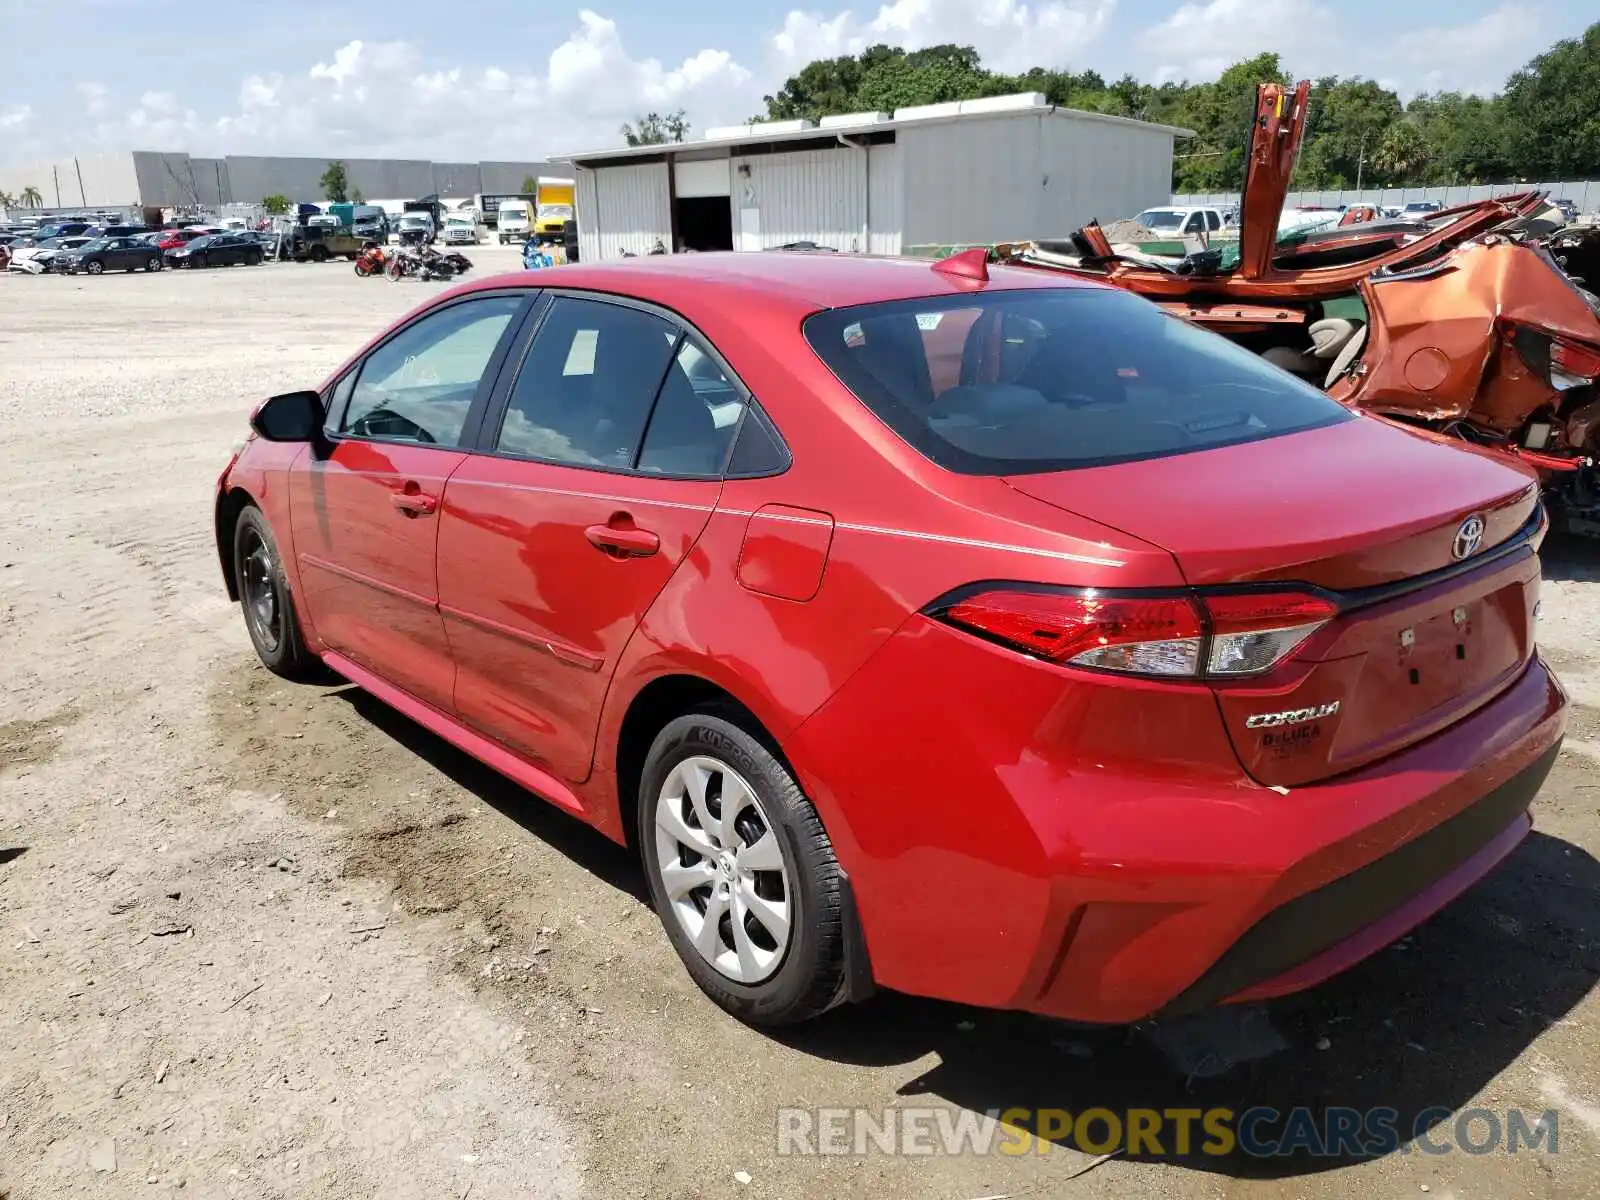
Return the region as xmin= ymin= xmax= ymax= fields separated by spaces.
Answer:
xmin=868 ymin=144 xmax=902 ymax=255
xmin=1172 ymin=182 xmax=1600 ymax=212
xmin=577 ymin=162 xmax=670 ymax=260
xmin=731 ymin=146 xmax=867 ymax=252
xmin=899 ymin=112 xmax=1175 ymax=245
xmin=0 ymin=152 xmax=143 ymax=208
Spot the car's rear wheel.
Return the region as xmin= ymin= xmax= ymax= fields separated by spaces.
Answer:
xmin=86 ymin=260 xmax=103 ymax=275
xmin=145 ymin=257 xmax=161 ymax=271
xmin=310 ymin=246 xmax=329 ymax=263
xmin=247 ymin=251 xmax=262 ymax=266
xmin=232 ymin=505 xmax=317 ymax=680
xmin=639 ymin=712 xmax=845 ymax=1026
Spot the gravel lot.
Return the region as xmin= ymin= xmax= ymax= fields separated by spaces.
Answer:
xmin=2 ymin=245 xmax=1599 ymax=1200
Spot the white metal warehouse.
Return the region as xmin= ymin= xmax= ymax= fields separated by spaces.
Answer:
xmin=558 ymin=93 xmax=1191 ymax=262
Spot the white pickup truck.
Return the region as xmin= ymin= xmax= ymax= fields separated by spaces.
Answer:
xmin=1133 ymin=206 xmax=1228 ymax=237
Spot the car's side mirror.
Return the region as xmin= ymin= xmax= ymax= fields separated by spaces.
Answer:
xmin=251 ymin=390 xmax=325 ymax=442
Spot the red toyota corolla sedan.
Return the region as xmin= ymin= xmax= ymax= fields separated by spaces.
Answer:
xmin=216 ymin=251 xmax=1566 ymax=1027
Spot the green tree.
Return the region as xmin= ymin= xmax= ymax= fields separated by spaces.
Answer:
xmin=20 ymin=185 xmax=42 ymax=207
xmin=1408 ymin=92 xmax=1510 ymax=184
xmin=261 ymin=194 xmax=289 ymax=214
xmin=520 ymin=174 xmax=539 ymax=195
xmin=621 ymin=110 xmax=689 ymax=146
xmin=319 ymin=161 xmax=349 ymax=202
xmin=350 ymin=185 xmax=364 ymax=204
xmin=1501 ymin=21 xmax=1600 ymax=177
xmin=1373 ymin=120 xmax=1432 ymax=184
xmin=0 ymin=191 xmax=14 ymax=208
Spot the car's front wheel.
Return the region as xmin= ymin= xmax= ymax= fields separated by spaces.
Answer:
xmin=232 ymin=505 xmax=318 ymax=679
xmin=639 ymin=712 xmax=845 ymax=1026
xmin=145 ymin=257 xmax=162 ymax=271
xmin=86 ymin=260 xmax=103 ymax=275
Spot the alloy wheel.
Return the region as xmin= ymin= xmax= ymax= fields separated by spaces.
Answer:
xmin=653 ymin=755 xmax=792 ymax=984
xmin=239 ymin=528 xmax=281 ymax=655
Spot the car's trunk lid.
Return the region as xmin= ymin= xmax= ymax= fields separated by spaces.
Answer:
xmin=1006 ymin=417 xmax=1543 ymax=785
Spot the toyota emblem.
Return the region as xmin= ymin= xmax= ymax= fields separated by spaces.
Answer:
xmin=1452 ymin=515 xmax=1486 ymax=561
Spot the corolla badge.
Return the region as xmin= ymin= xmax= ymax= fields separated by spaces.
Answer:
xmin=1452 ymin=515 xmax=1486 ymax=561
xmin=1245 ymin=701 xmax=1341 ymax=730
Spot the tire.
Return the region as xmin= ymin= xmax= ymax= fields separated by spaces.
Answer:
xmin=86 ymin=260 xmax=103 ymax=275
xmin=232 ymin=505 xmax=318 ymax=680
xmin=638 ymin=711 xmax=844 ymax=1026
xmin=247 ymin=251 xmax=262 ymax=266
xmin=310 ymin=245 xmax=328 ymax=263
xmin=144 ymin=257 xmax=161 ymax=271
xmin=354 ymin=261 xmax=370 ymax=277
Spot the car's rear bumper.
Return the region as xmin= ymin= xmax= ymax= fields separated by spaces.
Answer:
xmin=792 ymin=618 xmax=1567 ymax=1023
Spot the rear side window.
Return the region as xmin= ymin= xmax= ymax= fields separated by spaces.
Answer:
xmin=497 ymin=297 xmax=678 ymax=467
xmin=803 ymin=289 xmax=1352 ymax=475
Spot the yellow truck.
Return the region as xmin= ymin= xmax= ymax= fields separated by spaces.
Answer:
xmin=534 ymin=177 xmax=575 ymax=242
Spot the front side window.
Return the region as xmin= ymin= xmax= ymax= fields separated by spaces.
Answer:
xmin=804 ymin=289 xmax=1352 ymax=475
xmin=495 ymin=297 xmax=678 ymax=468
xmin=342 ymin=295 xmax=524 ymax=447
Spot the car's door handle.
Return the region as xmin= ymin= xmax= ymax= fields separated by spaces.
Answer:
xmin=585 ymin=516 xmax=660 ymax=558
xmin=391 ymin=486 xmax=439 ymax=516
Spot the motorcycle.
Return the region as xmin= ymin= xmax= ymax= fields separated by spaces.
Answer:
xmin=353 ymin=242 xmax=388 ymax=277
xmin=387 ymin=245 xmax=470 ymax=282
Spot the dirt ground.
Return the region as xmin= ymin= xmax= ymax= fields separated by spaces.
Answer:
xmin=2 ymin=244 xmax=1599 ymax=1200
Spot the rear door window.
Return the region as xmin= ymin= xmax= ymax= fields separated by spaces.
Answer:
xmin=495 ymin=297 xmax=677 ymax=468
xmin=803 ymin=289 xmax=1352 ymax=474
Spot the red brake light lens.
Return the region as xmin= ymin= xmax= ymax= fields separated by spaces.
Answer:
xmin=935 ymin=587 xmax=1336 ymax=679
xmin=942 ymin=589 xmax=1204 ymax=676
xmin=1551 ymin=338 xmax=1600 ymax=382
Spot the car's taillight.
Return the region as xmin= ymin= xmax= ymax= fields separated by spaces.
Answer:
xmin=1551 ymin=338 xmax=1600 ymax=385
xmin=1504 ymin=321 xmax=1600 ymax=390
xmin=1202 ymin=590 xmax=1339 ymax=675
xmin=942 ymin=590 xmax=1204 ymax=676
xmin=931 ymin=586 xmax=1337 ymax=680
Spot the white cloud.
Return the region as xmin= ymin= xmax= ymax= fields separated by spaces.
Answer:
xmin=1141 ymin=0 xmax=1340 ymax=84
xmin=76 ymin=82 xmax=110 ymax=117
xmin=0 ymin=103 xmax=29 ymax=128
xmin=1383 ymin=5 xmax=1545 ymax=96
xmin=1142 ymin=0 xmax=1548 ymax=98
xmin=771 ymin=0 xmax=1116 ymax=74
xmin=8 ymin=12 xmax=756 ymax=163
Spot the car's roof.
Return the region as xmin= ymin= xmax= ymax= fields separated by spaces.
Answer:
xmin=454 ymin=251 xmax=1106 ymax=317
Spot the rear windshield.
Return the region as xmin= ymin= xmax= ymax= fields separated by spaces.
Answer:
xmin=1135 ymin=209 xmax=1185 ymax=230
xmin=803 ymin=288 xmax=1353 ymax=474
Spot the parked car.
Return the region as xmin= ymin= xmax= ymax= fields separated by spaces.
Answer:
xmin=217 ymin=252 xmax=1566 ymax=1030
xmin=286 ymin=226 xmax=363 ymax=262
xmin=1131 ymin=206 xmax=1225 ymax=237
xmin=33 ymin=222 xmax=92 ymax=241
xmin=57 ymin=236 xmax=165 ymax=274
xmin=101 ymin=224 xmax=154 ymax=239
xmin=165 ymin=233 xmax=264 ymax=268
xmin=1553 ymin=198 xmax=1580 ymax=224
xmin=152 ymin=229 xmax=203 ymax=251
xmin=7 ymin=235 xmax=93 ymax=273
xmin=1401 ymin=201 xmax=1443 ymax=220
xmin=442 ymin=215 xmax=480 ymax=246
xmin=239 ymin=230 xmax=282 ymax=259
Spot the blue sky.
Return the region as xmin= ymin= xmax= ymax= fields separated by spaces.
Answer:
xmin=0 ymin=0 xmax=1589 ymax=165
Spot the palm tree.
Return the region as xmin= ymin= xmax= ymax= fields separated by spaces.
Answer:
xmin=0 ymin=191 xmax=14 ymax=208
xmin=20 ymin=185 xmax=43 ymax=208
